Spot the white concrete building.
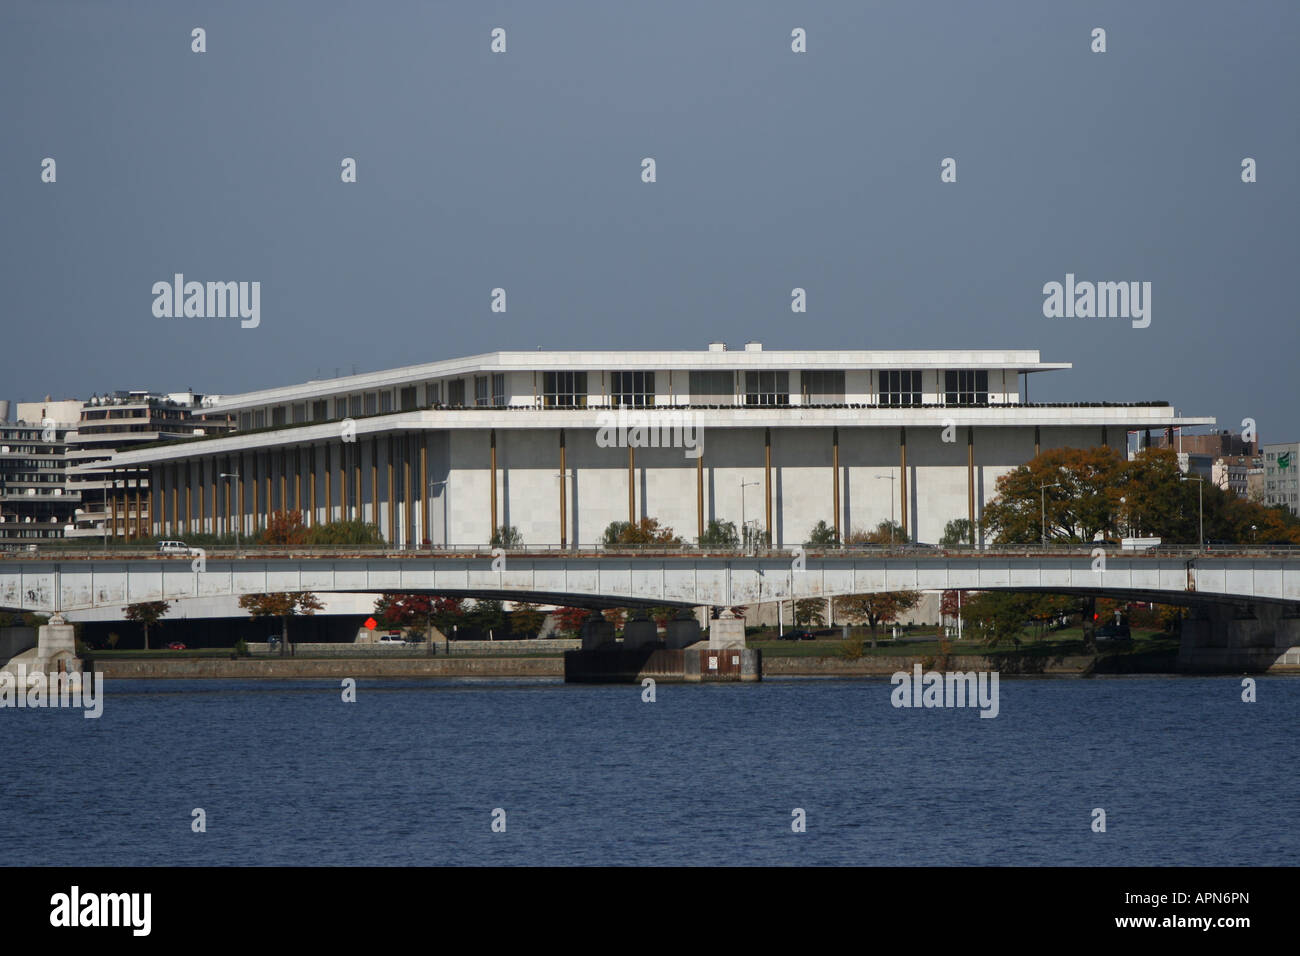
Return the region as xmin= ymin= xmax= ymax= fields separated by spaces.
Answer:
xmin=105 ymin=343 xmax=1214 ymax=548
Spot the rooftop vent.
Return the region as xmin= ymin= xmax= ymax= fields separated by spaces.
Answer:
xmin=743 ymin=341 xmax=763 ymax=352
xmin=707 ymin=342 xmax=727 ymax=352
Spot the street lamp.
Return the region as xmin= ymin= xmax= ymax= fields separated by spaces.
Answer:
xmin=1180 ymin=475 xmax=1204 ymax=551
xmin=219 ymin=473 xmax=241 ymax=553
xmin=1039 ymin=481 xmax=1061 ymax=548
xmin=875 ymin=474 xmax=896 ymax=545
xmin=740 ymin=479 xmax=760 ymax=551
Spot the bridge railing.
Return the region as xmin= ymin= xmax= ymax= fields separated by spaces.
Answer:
xmin=2 ymin=542 xmax=1299 ymax=561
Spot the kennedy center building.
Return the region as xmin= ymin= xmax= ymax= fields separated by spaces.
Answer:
xmin=108 ymin=343 xmax=1212 ymax=548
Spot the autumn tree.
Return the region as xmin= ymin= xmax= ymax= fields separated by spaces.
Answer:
xmin=602 ymin=518 xmax=685 ymax=547
xmin=261 ymin=510 xmax=308 ymax=546
xmin=980 ymin=446 xmax=1123 ymax=545
xmin=123 ymin=600 xmax=171 ymax=650
xmin=509 ymin=602 xmax=547 ymax=638
xmin=833 ymin=591 xmax=921 ymax=646
xmin=238 ymin=592 xmax=325 ymax=656
xmin=373 ymin=593 xmax=435 ymax=639
xmin=552 ymin=606 xmax=592 ymax=638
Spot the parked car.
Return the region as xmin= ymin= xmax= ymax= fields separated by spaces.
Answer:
xmin=157 ymin=540 xmax=190 ymax=555
xmin=780 ymin=628 xmax=816 ymax=641
xmin=377 ymin=634 xmax=406 ymax=644
xmin=166 ymin=642 xmax=187 ymax=650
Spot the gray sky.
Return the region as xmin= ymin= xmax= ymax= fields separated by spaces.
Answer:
xmin=3 ymin=1 xmax=1296 ymax=440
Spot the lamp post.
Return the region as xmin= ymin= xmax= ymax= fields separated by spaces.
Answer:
xmin=219 ymin=473 xmax=241 ymax=554
xmin=1180 ymin=475 xmax=1204 ymax=551
xmin=1039 ymin=481 xmax=1061 ymax=548
xmin=875 ymin=474 xmax=896 ymax=545
xmin=740 ymin=479 xmax=759 ymax=551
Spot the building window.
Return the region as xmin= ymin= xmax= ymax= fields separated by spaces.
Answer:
xmin=253 ymin=410 xmax=266 ymax=429
xmin=448 ymin=380 xmax=466 ymax=407
xmin=880 ymin=370 xmax=922 ymax=406
xmin=944 ymin=370 xmax=989 ymax=406
xmin=271 ymin=407 xmax=286 ymax=427
xmin=400 ymin=386 xmax=418 ymax=411
xmin=802 ymin=370 xmax=845 ymax=404
xmin=240 ymin=412 xmax=252 ymax=431
xmin=475 ymin=376 xmax=490 ymax=406
xmin=491 ymin=374 xmax=506 ymax=407
xmin=744 ymin=371 xmax=790 ymax=407
xmin=542 ymin=371 xmax=588 ymax=408
xmin=292 ymin=404 xmax=306 ymax=424
xmin=311 ymin=400 xmax=328 ymax=421
xmin=380 ymin=391 xmax=393 ymax=413
xmin=351 ymin=395 xmax=364 ymax=417
xmin=610 ymin=370 xmax=655 ymax=407
xmin=425 ymin=382 xmax=441 ymax=405
xmin=688 ymin=370 xmax=733 ymax=403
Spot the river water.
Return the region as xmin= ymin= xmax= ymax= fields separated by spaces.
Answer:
xmin=1 ymin=676 xmax=1295 ymax=866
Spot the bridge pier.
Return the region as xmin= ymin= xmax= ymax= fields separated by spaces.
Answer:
xmin=579 ymin=611 xmax=616 ymax=650
xmin=36 ymin=614 xmax=79 ymax=674
xmin=1179 ymin=602 xmax=1300 ymax=672
xmin=622 ymin=609 xmax=660 ymax=649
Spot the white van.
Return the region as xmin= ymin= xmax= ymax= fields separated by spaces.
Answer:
xmin=157 ymin=540 xmax=190 ymax=555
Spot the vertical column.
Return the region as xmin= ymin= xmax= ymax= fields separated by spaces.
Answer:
xmin=695 ymin=444 xmax=703 ymax=542
xmin=110 ymin=483 xmax=118 ymax=541
xmin=1034 ymin=425 xmax=1040 ymax=458
xmin=627 ymin=445 xmax=635 ymax=524
xmin=294 ymin=448 xmax=302 ymax=514
xmin=308 ymin=446 xmax=317 ymax=527
xmin=404 ymin=435 xmax=413 ymax=548
xmin=135 ymin=482 xmax=143 ymax=539
xmin=967 ymin=427 xmax=975 ymax=546
xmin=279 ymin=450 xmax=287 ymax=520
xmin=355 ymin=442 xmax=363 ymax=522
xmin=184 ymin=463 xmax=192 ymax=535
xmin=386 ymin=437 xmax=396 ymax=545
xmin=764 ymin=427 xmax=772 ymax=542
xmin=209 ymin=461 xmax=217 ymax=535
xmin=263 ymin=453 xmax=271 ymax=529
xmin=490 ymin=429 xmax=498 ymax=534
xmin=1101 ymin=427 xmax=1108 ymax=448
xmin=338 ymin=442 xmax=346 ymax=523
xmin=832 ymin=427 xmax=840 ymax=542
xmin=420 ymin=434 xmax=428 ymax=549
xmin=324 ymin=444 xmax=333 ymax=526
xmin=371 ymin=437 xmax=379 ymax=525
xmin=252 ymin=454 xmax=261 ymax=534
xmin=223 ymin=460 xmax=231 ymax=538
xmin=170 ymin=464 xmax=178 ymax=535
xmin=899 ymin=427 xmax=908 ymax=540
xmin=559 ymin=429 xmax=568 ymax=549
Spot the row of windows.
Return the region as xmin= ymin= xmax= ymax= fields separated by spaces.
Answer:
xmin=238 ymin=369 xmax=1008 ymax=428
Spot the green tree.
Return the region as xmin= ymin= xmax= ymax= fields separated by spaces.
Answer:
xmin=940 ymin=518 xmax=974 ymax=547
xmin=491 ymin=525 xmax=523 ymax=549
xmin=804 ymin=520 xmax=839 ymax=548
xmin=698 ymin=518 xmax=740 ymax=549
xmin=305 ymin=520 xmax=386 ymax=546
xmin=123 ymin=600 xmax=171 ymax=650
xmin=238 ymin=592 xmax=325 ymax=656
xmin=509 ymin=601 xmax=547 ymax=638
xmin=793 ymin=598 xmax=826 ymax=627
xmin=834 ymin=591 xmax=921 ymax=646
xmin=463 ymin=599 xmax=506 ymax=639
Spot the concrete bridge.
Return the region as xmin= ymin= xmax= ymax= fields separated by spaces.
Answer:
xmin=3 ymin=546 xmax=1298 ymax=671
